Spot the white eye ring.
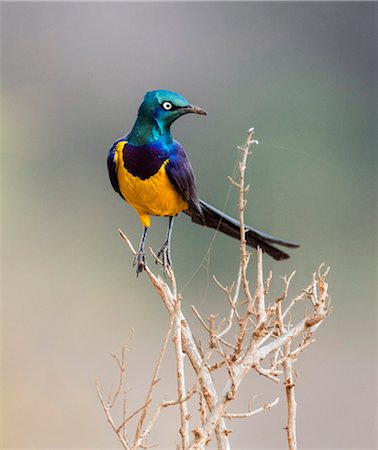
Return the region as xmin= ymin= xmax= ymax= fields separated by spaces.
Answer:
xmin=162 ymin=101 xmax=173 ymax=111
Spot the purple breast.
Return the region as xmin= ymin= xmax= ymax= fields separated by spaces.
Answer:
xmin=122 ymin=142 xmax=169 ymax=180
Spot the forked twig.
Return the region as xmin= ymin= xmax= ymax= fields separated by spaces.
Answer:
xmin=99 ymin=129 xmax=330 ymax=450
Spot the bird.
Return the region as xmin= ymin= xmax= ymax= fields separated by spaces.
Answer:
xmin=107 ymin=90 xmax=299 ymax=275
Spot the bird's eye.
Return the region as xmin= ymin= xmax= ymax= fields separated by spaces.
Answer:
xmin=162 ymin=101 xmax=173 ymax=111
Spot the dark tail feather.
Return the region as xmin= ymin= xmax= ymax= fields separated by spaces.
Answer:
xmin=184 ymin=200 xmax=299 ymax=261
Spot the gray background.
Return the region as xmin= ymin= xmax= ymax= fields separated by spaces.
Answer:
xmin=2 ymin=2 xmax=377 ymax=449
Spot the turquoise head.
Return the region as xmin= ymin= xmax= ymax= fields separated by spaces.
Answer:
xmin=128 ymin=90 xmax=206 ymax=145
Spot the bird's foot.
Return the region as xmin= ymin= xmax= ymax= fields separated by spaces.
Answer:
xmin=156 ymin=242 xmax=172 ymax=274
xmin=133 ymin=251 xmax=146 ymax=276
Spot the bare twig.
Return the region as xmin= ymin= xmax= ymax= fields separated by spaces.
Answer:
xmin=117 ymin=399 xmax=152 ymax=434
xmin=191 ymin=305 xmax=235 ymax=350
xmin=255 ymin=248 xmax=267 ymax=325
xmin=282 ymin=347 xmax=297 ymax=450
xmin=118 ymin=230 xmax=231 ymax=449
xmin=96 ymin=380 xmax=129 ymax=450
xmin=173 ymin=297 xmax=190 ymax=449
xmin=213 ymin=267 xmax=242 ymax=336
xmin=100 ymin=129 xmax=330 ymax=450
xmin=224 ymin=396 xmax=279 ymax=419
xmin=234 ymin=129 xmax=260 ymax=356
xmin=134 ymin=309 xmax=177 ymax=445
xmin=275 ymin=279 xmax=297 ymax=450
xmin=238 ymin=129 xmax=257 ymax=307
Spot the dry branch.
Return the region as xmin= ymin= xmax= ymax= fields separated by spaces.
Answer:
xmin=224 ymin=396 xmax=279 ymax=419
xmin=98 ymin=129 xmax=331 ymax=450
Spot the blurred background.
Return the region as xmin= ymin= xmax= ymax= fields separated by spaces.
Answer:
xmin=1 ymin=2 xmax=377 ymax=449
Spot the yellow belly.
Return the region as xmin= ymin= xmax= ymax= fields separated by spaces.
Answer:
xmin=115 ymin=141 xmax=188 ymax=227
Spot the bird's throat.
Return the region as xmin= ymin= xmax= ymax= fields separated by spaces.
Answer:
xmin=128 ymin=117 xmax=173 ymax=146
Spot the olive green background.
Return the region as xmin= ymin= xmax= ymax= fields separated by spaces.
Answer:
xmin=1 ymin=2 xmax=377 ymax=449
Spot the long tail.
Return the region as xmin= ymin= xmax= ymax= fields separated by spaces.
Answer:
xmin=184 ymin=200 xmax=299 ymax=261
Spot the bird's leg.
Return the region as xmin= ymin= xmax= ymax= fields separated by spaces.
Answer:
xmin=157 ymin=216 xmax=174 ymax=272
xmin=133 ymin=227 xmax=148 ymax=276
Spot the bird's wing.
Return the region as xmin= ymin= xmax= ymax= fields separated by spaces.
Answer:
xmin=166 ymin=142 xmax=205 ymax=224
xmin=107 ymin=143 xmax=122 ymax=195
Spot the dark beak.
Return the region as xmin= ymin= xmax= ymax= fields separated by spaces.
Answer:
xmin=183 ymin=104 xmax=207 ymax=115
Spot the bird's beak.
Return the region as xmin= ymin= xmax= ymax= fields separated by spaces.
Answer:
xmin=183 ymin=104 xmax=207 ymax=115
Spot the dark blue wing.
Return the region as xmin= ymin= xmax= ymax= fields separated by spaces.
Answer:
xmin=166 ymin=142 xmax=204 ymax=224
xmin=107 ymin=143 xmax=122 ymax=196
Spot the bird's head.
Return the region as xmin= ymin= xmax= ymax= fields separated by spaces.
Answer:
xmin=128 ymin=90 xmax=207 ymax=145
xmin=139 ymin=89 xmax=206 ymax=128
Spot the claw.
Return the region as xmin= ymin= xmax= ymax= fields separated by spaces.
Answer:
xmin=133 ymin=251 xmax=146 ymax=276
xmin=157 ymin=242 xmax=172 ymax=274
